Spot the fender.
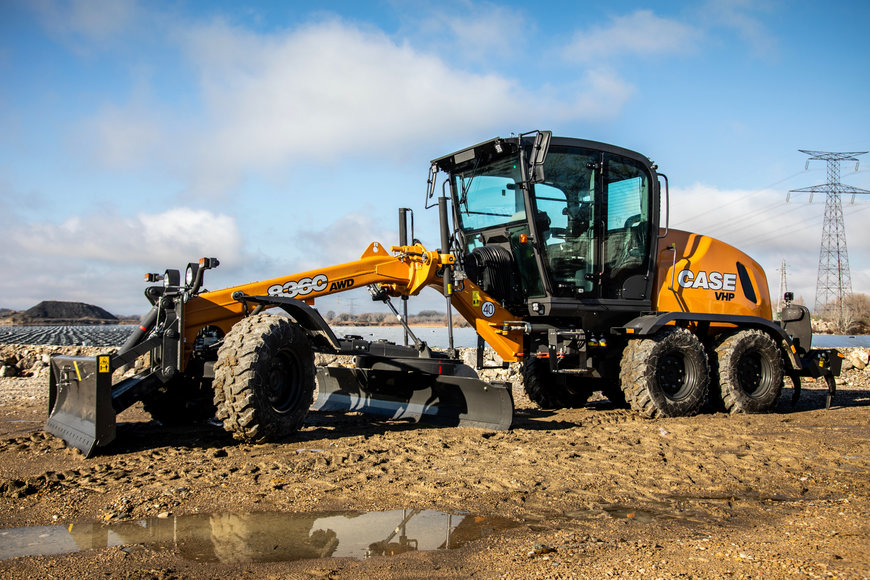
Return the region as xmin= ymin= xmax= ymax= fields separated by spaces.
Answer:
xmin=232 ymin=292 xmax=343 ymax=353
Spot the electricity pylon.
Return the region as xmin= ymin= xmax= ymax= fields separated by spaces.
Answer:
xmin=789 ymin=150 xmax=870 ymax=331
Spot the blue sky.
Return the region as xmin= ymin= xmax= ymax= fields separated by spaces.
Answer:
xmin=1 ymin=0 xmax=868 ymax=316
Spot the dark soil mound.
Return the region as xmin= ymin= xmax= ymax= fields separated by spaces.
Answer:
xmin=10 ymin=301 xmax=119 ymax=325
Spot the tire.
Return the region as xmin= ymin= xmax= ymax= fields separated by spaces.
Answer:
xmin=599 ymin=352 xmax=629 ymax=408
xmin=619 ymin=327 xmax=710 ymax=418
xmin=213 ymin=313 xmax=315 ymax=443
xmin=600 ymin=381 xmax=629 ymax=408
xmin=713 ymin=329 xmax=783 ymax=413
xmin=521 ymin=358 xmax=591 ymax=409
xmin=142 ymin=375 xmax=216 ymax=426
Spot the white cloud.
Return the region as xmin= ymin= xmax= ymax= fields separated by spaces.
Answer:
xmin=400 ymin=2 xmax=528 ymax=66
xmin=31 ymin=0 xmax=140 ymax=51
xmin=669 ymin=183 xmax=870 ymax=309
xmin=77 ymin=100 xmax=166 ymax=170
xmin=296 ymin=212 xmax=398 ymax=268
xmin=11 ymin=207 xmax=242 ymax=266
xmin=0 ymin=208 xmax=244 ymax=312
xmin=78 ymin=18 xmax=634 ymax=194
xmin=564 ymin=10 xmax=699 ymax=63
xmin=698 ymin=0 xmax=778 ymax=59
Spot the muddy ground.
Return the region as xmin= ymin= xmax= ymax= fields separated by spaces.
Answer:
xmin=0 ymin=345 xmax=868 ymax=579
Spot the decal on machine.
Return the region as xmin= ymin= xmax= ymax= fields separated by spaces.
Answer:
xmin=329 ymin=278 xmax=355 ymax=291
xmin=268 ymin=274 xmax=329 ymax=298
xmin=676 ymin=269 xmax=738 ymax=301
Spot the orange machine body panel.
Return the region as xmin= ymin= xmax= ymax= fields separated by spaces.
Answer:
xmin=654 ymin=228 xmax=772 ymax=321
xmin=448 ymin=280 xmax=525 ymax=363
xmin=180 ymin=242 xmax=451 ymax=366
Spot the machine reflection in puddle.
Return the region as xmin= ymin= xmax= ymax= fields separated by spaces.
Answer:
xmin=0 ymin=509 xmax=519 ymax=563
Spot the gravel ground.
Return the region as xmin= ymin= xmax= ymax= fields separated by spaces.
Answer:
xmin=0 ymin=344 xmax=867 ymax=579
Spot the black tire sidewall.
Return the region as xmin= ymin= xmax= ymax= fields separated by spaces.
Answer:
xmin=715 ymin=330 xmax=782 ymax=413
xmin=521 ymin=358 xmax=591 ymax=409
xmin=622 ymin=328 xmax=710 ymax=418
xmin=214 ymin=314 xmax=315 ymax=442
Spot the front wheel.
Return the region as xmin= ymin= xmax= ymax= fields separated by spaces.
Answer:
xmin=521 ymin=358 xmax=591 ymax=409
xmin=142 ymin=375 xmax=216 ymax=426
xmin=713 ymin=329 xmax=783 ymax=413
xmin=213 ymin=313 xmax=315 ymax=443
xmin=619 ymin=328 xmax=710 ymax=418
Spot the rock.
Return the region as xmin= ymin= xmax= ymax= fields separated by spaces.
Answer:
xmin=847 ymin=348 xmax=869 ymax=370
xmin=846 ymin=353 xmax=864 ymax=370
xmin=0 ymin=365 xmax=17 ymax=378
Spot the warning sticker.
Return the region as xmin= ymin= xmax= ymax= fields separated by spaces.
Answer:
xmin=98 ymin=355 xmax=111 ymax=374
xmin=472 ymin=291 xmax=480 ymax=307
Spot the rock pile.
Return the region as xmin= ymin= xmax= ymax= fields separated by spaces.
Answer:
xmin=0 ymin=345 xmax=121 ymax=379
xmin=2 ymin=342 xmax=867 ymax=388
xmin=842 ymin=347 xmax=870 ymax=371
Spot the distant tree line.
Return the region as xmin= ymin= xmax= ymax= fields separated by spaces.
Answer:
xmin=323 ymin=310 xmax=470 ymax=327
xmin=815 ymin=292 xmax=870 ymax=334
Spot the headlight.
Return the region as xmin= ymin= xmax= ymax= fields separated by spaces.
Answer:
xmin=163 ymin=269 xmax=180 ymax=288
xmin=185 ymin=263 xmax=198 ymax=286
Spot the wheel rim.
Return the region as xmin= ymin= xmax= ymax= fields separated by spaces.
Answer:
xmin=736 ymin=351 xmax=771 ymax=398
xmin=267 ymin=349 xmax=305 ymax=414
xmin=656 ymin=350 xmax=693 ymax=400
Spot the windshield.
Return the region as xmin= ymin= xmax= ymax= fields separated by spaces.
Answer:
xmin=454 ymin=157 xmax=525 ymax=231
xmin=451 ymin=141 xmax=652 ymax=301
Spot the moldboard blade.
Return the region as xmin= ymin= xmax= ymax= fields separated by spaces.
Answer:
xmin=313 ymin=366 xmax=513 ymax=431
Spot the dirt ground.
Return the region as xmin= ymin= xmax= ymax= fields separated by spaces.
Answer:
xmin=0 ymin=345 xmax=868 ymax=579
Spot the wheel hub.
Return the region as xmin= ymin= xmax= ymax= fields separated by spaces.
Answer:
xmin=736 ymin=352 xmax=765 ymax=397
xmin=267 ymin=351 xmax=303 ymax=414
xmin=657 ymin=352 xmax=689 ymax=399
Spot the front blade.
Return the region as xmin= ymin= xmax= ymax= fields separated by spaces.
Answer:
xmin=45 ymin=355 xmax=116 ymax=457
xmin=314 ymin=366 xmax=513 ymax=431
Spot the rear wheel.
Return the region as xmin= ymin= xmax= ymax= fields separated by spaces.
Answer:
xmin=213 ymin=313 xmax=315 ymax=443
xmin=521 ymin=358 xmax=592 ymax=409
xmin=713 ymin=329 xmax=782 ymax=413
xmin=619 ymin=328 xmax=709 ymax=418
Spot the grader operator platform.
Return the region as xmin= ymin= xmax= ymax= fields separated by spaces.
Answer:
xmin=46 ymin=131 xmax=842 ymax=456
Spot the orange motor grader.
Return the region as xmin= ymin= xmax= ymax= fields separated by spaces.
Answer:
xmin=46 ymin=131 xmax=841 ymax=456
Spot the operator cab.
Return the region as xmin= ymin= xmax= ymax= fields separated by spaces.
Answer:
xmin=433 ymin=132 xmax=659 ymax=320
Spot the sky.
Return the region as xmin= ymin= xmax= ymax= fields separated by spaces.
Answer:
xmin=1 ymin=0 xmax=869 ymax=317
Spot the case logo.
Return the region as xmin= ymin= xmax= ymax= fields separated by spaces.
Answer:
xmin=677 ymin=269 xmax=740 ymax=301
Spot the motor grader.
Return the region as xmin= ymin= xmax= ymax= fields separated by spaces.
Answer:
xmin=46 ymin=131 xmax=842 ymax=456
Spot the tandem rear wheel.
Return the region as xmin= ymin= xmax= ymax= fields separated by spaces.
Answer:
xmin=712 ymin=329 xmax=783 ymax=413
xmin=213 ymin=313 xmax=315 ymax=443
xmin=619 ymin=328 xmax=710 ymax=418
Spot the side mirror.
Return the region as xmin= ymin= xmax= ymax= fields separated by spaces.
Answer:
xmin=528 ymin=130 xmax=551 ymax=183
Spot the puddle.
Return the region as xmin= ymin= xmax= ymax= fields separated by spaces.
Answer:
xmin=563 ymin=505 xmax=660 ymax=523
xmin=0 ymin=509 xmax=518 ymax=563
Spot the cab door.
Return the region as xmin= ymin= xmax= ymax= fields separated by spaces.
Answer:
xmin=599 ymin=153 xmax=654 ymax=301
